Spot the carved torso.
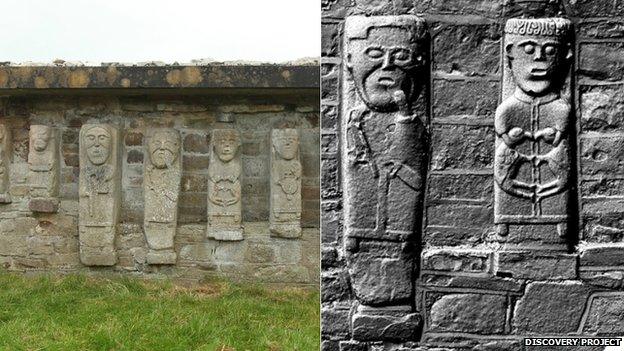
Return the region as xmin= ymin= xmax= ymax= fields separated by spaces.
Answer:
xmin=495 ymin=91 xmax=571 ymax=221
xmin=144 ymin=166 xmax=180 ymax=223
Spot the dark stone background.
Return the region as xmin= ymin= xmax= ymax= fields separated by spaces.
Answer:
xmin=321 ymin=1 xmax=624 ymax=349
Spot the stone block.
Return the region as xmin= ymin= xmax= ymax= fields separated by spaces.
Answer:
xmin=430 ymin=124 xmax=494 ymax=170
xmin=580 ymin=84 xmax=624 ymax=133
xmin=429 ymin=0 xmax=502 ymax=17
xmin=513 ymin=281 xmax=593 ymax=334
xmin=567 ymin=0 xmax=624 ymax=17
xmin=433 ymin=79 xmax=498 ymax=119
xmin=321 ymin=270 xmax=351 ymax=303
xmin=422 ymin=249 xmax=491 ymax=273
xmin=421 ymin=274 xmax=524 ymax=293
xmin=427 ymin=203 xmax=492 ymax=228
xmin=427 ymin=173 xmax=492 ymax=202
xmin=580 ymin=42 xmax=624 ymax=81
xmin=578 ymin=20 xmax=624 ymax=40
xmin=431 ymin=22 xmax=501 ymax=76
xmin=28 ymin=198 xmax=59 ymax=213
xmin=428 ymin=293 xmax=507 ymax=334
xmin=579 ymin=292 xmax=624 ymax=335
xmin=580 ymin=135 xmax=624 ymax=178
xmin=580 ymin=245 xmax=624 ymax=267
xmin=496 ymin=251 xmax=577 ymax=280
xmin=352 ymin=305 xmax=421 ymax=341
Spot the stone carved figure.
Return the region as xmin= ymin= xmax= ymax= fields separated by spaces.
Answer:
xmin=207 ymin=129 xmax=243 ymax=241
xmin=28 ymin=125 xmax=60 ymax=213
xmin=495 ymin=18 xmax=573 ymax=240
xmin=342 ymin=16 xmax=428 ymax=341
xmin=0 ymin=124 xmax=11 ymax=204
xmin=144 ymin=128 xmax=181 ymax=264
xmin=270 ymin=129 xmax=302 ymax=238
xmin=79 ymin=124 xmax=120 ymax=266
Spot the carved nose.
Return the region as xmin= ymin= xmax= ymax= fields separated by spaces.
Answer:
xmin=534 ymin=47 xmax=545 ymax=61
xmin=381 ymin=52 xmax=393 ymax=69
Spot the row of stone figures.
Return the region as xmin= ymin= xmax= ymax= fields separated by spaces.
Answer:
xmin=0 ymin=123 xmax=302 ymax=266
xmin=341 ymin=16 xmax=575 ymax=340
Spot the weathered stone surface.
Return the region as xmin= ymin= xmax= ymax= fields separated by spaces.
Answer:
xmin=352 ymin=305 xmax=421 ymax=341
xmin=143 ymin=128 xmax=181 ymax=264
xmin=495 ymin=18 xmax=574 ymax=241
xmin=421 ymin=274 xmax=525 ymax=293
xmin=513 ymin=281 xmax=593 ymax=334
xmin=340 ymin=15 xmax=429 ymax=342
xmin=579 ymin=292 xmax=624 ymax=334
xmin=496 ymin=251 xmax=577 ymax=280
xmin=433 ymin=79 xmax=498 ymax=119
xmin=269 ymin=129 xmax=302 ymax=238
xmin=428 ymin=293 xmax=507 ymax=334
xmin=421 ymin=250 xmax=491 ymax=273
xmin=579 ymin=245 xmax=624 ymax=267
xmin=348 ymin=241 xmax=413 ymax=306
xmin=431 ymin=22 xmax=501 ymax=76
xmin=430 ymin=125 xmax=494 ymax=171
xmin=580 ymin=136 xmax=624 ymax=178
xmin=28 ymin=125 xmax=60 ymax=212
xmin=0 ymin=65 xmax=320 ymax=91
xmin=579 ymin=42 xmax=624 ymax=81
xmin=206 ymin=129 xmax=243 ymax=241
xmin=580 ymin=84 xmax=624 ymax=132
xmin=321 ymin=305 xmax=351 ymax=339
xmin=79 ymin=124 xmax=120 ymax=266
xmin=0 ymin=124 xmax=12 ymax=204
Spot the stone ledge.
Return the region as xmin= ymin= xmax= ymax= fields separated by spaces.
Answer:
xmin=0 ymin=65 xmax=319 ymax=93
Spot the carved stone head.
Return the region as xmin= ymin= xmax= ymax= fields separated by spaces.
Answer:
xmin=345 ymin=16 xmax=427 ymax=112
xmin=83 ymin=126 xmax=111 ymax=166
xmin=505 ymin=18 xmax=572 ymax=96
xmin=213 ymin=129 xmax=240 ymax=163
xmin=148 ymin=129 xmax=180 ymax=169
xmin=31 ymin=125 xmax=52 ymax=152
xmin=272 ymin=129 xmax=299 ymax=161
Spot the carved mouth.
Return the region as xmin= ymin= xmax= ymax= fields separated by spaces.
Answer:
xmin=377 ymin=77 xmax=395 ymax=87
xmin=530 ymin=68 xmax=549 ymax=77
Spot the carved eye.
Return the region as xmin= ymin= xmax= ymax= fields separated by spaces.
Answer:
xmin=523 ymin=44 xmax=535 ymax=55
xmin=544 ymin=45 xmax=556 ymax=55
xmin=87 ymin=135 xmax=95 ymax=141
xmin=393 ymin=48 xmax=411 ymax=61
xmin=365 ymin=47 xmax=384 ymax=59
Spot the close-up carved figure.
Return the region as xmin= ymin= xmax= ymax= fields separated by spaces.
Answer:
xmin=341 ymin=15 xmax=429 ymax=341
xmin=207 ymin=128 xmax=243 ymax=241
xmin=79 ymin=124 xmax=120 ymax=266
xmin=270 ymin=128 xmax=302 ymax=238
xmin=144 ymin=128 xmax=181 ymax=265
xmin=495 ymin=18 xmax=573 ymax=240
xmin=28 ymin=125 xmax=60 ymax=212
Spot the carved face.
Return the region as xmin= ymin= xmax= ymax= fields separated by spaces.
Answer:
xmin=148 ymin=131 xmax=179 ymax=169
xmin=214 ymin=131 xmax=240 ymax=163
xmin=83 ymin=126 xmax=111 ymax=166
xmin=347 ymin=26 xmax=424 ymax=112
xmin=507 ymin=37 xmax=567 ymax=96
xmin=273 ymin=132 xmax=299 ymax=160
xmin=32 ymin=127 xmax=51 ymax=152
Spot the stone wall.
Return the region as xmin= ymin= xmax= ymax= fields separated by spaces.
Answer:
xmin=322 ymin=1 xmax=624 ymax=350
xmin=0 ymin=64 xmax=320 ymax=286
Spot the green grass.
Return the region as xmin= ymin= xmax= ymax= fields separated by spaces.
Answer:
xmin=0 ymin=273 xmax=320 ymax=351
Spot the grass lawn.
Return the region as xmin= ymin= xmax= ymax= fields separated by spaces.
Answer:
xmin=0 ymin=273 xmax=319 ymax=350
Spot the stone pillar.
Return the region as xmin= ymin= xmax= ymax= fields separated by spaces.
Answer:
xmin=0 ymin=123 xmax=11 ymax=204
xmin=207 ymin=128 xmax=243 ymax=241
xmin=341 ymin=15 xmax=429 ymax=341
xmin=28 ymin=125 xmax=60 ymax=213
xmin=270 ymin=128 xmax=302 ymax=238
xmin=143 ymin=128 xmax=181 ymax=265
xmin=79 ymin=124 xmax=120 ymax=266
xmin=495 ymin=18 xmax=573 ymax=247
